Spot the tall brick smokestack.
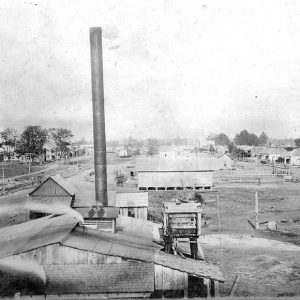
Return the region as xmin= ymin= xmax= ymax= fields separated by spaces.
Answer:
xmin=90 ymin=27 xmax=108 ymax=207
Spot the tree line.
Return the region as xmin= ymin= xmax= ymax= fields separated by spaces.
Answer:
xmin=0 ymin=126 xmax=73 ymax=158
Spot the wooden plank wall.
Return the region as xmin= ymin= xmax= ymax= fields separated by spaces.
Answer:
xmin=154 ymin=265 xmax=187 ymax=290
xmin=138 ymin=172 xmax=213 ymax=188
xmin=18 ymin=244 xmax=122 ymax=265
xmin=31 ymin=180 xmax=69 ymax=197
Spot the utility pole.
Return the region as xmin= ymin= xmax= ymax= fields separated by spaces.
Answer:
xmin=255 ymin=191 xmax=259 ymax=229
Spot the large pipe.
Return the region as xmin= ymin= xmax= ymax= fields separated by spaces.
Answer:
xmin=90 ymin=27 xmax=108 ymax=207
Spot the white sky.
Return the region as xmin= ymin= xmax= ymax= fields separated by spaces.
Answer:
xmin=1 ymin=0 xmax=300 ymax=140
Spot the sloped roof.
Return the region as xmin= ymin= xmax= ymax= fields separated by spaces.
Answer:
xmin=154 ymin=252 xmax=225 ymax=282
xmin=0 ymin=214 xmax=78 ymax=260
xmin=29 ymin=174 xmax=76 ymax=197
xmin=267 ymin=148 xmax=288 ymax=155
xmin=62 ymin=226 xmax=159 ymax=262
xmin=290 ymin=148 xmax=300 ymax=157
xmin=216 ymin=153 xmax=232 ymax=160
xmin=136 ymin=158 xmax=219 ymax=172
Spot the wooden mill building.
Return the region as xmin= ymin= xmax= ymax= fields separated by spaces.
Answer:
xmin=0 ymin=214 xmax=225 ymax=298
xmin=136 ymin=158 xmax=219 ymax=191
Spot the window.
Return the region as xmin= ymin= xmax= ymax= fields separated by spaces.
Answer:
xmin=128 ymin=208 xmax=135 ymax=218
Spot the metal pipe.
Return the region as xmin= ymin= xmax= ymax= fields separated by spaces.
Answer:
xmin=90 ymin=27 xmax=108 ymax=207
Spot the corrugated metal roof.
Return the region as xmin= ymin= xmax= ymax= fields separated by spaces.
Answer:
xmin=136 ymin=158 xmax=219 ymax=172
xmin=62 ymin=225 xmax=161 ymax=262
xmin=154 ymin=252 xmax=225 ymax=282
xmin=29 ymin=174 xmax=77 ymax=197
xmin=115 ymin=192 xmax=148 ymax=207
xmin=0 ymin=214 xmax=78 ymax=260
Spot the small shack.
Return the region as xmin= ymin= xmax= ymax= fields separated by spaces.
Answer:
xmin=217 ymin=153 xmax=233 ymax=170
xmin=116 ymin=191 xmax=148 ymax=220
xmin=136 ymin=158 xmax=218 ymax=191
xmin=28 ymin=174 xmax=76 ymax=218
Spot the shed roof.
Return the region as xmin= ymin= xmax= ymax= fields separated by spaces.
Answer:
xmin=154 ymin=252 xmax=225 ymax=282
xmin=136 ymin=158 xmax=219 ymax=172
xmin=29 ymin=174 xmax=76 ymax=197
xmin=0 ymin=214 xmax=78 ymax=260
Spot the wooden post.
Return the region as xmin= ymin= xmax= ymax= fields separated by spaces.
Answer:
xmin=203 ymin=278 xmax=211 ymax=298
xmin=229 ymin=274 xmax=240 ymax=296
xmin=184 ymin=273 xmax=188 ymax=299
xmin=255 ymin=192 xmax=259 ymax=229
xmin=190 ymin=237 xmax=198 ymax=259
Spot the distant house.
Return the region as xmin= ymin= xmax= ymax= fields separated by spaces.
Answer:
xmin=118 ymin=149 xmax=131 ymax=158
xmin=115 ymin=192 xmax=148 ymax=220
xmin=267 ymin=148 xmax=289 ymax=163
xmin=290 ymin=148 xmax=300 ymax=166
xmin=43 ymin=142 xmax=57 ymax=162
xmin=217 ymin=153 xmax=233 ymax=170
xmin=136 ymin=158 xmax=219 ymax=190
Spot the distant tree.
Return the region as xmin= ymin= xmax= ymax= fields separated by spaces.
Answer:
xmin=214 ymin=133 xmax=230 ymax=146
xmin=258 ymin=131 xmax=268 ymax=145
xmin=295 ymin=138 xmax=300 ymax=148
xmin=0 ymin=128 xmax=19 ymax=147
xmin=17 ymin=126 xmax=48 ymax=157
xmin=49 ymin=128 xmax=74 ymax=164
xmin=125 ymin=136 xmax=143 ymax=152
xmin=234 ymin=129 xmax=259 ymax=146
xmin=228 ymin=142 xmax=238 ymax=156
xmin=147 ymin=138 xmax=159 ymax=156
xmin=50 ymin=128 xmax=73 ymax=152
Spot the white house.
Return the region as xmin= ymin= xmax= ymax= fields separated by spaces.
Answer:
xmin=267 ymin=148 xmax=289 ymax=163
xmin=217 ymin=153 xmax=233 ymax=169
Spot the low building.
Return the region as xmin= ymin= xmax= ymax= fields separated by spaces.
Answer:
xmin=136 ymin=158 xmax=219 ymax=190
xmin=28 ymin=174 xmax=76 ymax=218
xmin=267 ymin=148 xmax=289 ymax=163
xmin=217 ymin=153 xmax=233 ymax=169
xmin=116 ymin=191 xmax=148 ymax=219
